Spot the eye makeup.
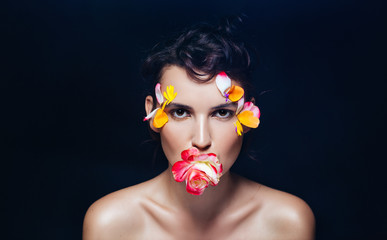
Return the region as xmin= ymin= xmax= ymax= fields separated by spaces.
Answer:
xmin=165 ymin=103 xmax=192 ymax=120
xmin=211 ymin=109 xmax=235 ymax=120
xmin=165 ymin=102 xmax=237 ymax=121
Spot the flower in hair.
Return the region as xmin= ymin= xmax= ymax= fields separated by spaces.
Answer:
xmin=143 ymin=83 xmax=177 ymax=128
xmin=234 ymin=97 xmax=261 ymax=136
xmin=215 ymin=71 xmax=244 ymax=102
xmin=172 ymin=147 xmax=223 ymax=195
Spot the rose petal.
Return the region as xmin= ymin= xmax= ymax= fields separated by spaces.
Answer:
xmin=181 ymin=147 xmax=200 ymax=161
xmin=190 ymin=162 xmax=219 ymax=185
xmin=194 ymin=154 xmax=211 ymax=161
xmin=172 ymin=160 xmax=193 ymax=182
xmin=204 ymin=154 xmax=222 ymax=175
xmin=186 ymin=170 xmax=209 ymax=195
xmin=174 ymin=150 xmax=223 ymax=195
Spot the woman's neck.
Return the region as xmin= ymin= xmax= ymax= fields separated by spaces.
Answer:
xmin=161 ymin=165 xmax=239 ymax=222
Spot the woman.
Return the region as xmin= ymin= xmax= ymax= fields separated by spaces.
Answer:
xmin=83 ymin=20 xmax=315 ymax=240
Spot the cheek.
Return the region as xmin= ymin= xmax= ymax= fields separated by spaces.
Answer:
xmin=160 ymin=119 xmax=243 ymax=170
xmin=211 ymin=120 xmax=243 ymax=170
xmin=160 ymin=121 xmax=191 ymax=165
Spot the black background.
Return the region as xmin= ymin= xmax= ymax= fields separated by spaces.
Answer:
xmin=3 ymin=0 xmax=387 ymax=239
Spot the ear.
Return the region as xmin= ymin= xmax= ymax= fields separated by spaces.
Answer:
xmin=145 ymin=95 xmax=161 ymax=133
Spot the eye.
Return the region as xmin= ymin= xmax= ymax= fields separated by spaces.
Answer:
xmin=171 ymin=109 xmax=190 ymax=119
xmin=213 ymin=109 xmax=234 ymax=119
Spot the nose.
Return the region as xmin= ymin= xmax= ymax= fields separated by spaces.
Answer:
xmin=191 ymin=115 xmax=212 ymax=151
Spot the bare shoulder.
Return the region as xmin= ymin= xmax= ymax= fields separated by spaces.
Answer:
xmin=257 ymin=184 xmax=315 ymax=240
xmin=82 ymin=180 xmax=152 ymax=240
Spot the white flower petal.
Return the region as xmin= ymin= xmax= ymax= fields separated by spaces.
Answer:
xmin=237 ymin=96 xmax=245 ymax=114
xmin=215 ymin=72 xmax=231 ymax=96
xmin=155 ymin=83 xmax=164 ymax=105
xmin=143 ymin=108 xmax=159 ymax=121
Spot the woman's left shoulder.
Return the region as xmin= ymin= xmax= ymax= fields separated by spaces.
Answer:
xmin=256 ymin=184 xmax=315 ymax=239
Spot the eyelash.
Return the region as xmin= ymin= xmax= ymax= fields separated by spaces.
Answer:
xmin=170 ymin=109 xmax=190 ymax=119
xmin=169 ymin=109 xmax=235 ymax=120
xmin=212 ymin=109 xmax=235 ymax=119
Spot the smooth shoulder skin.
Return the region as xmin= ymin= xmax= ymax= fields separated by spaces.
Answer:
xmin=83 ymin=173 xmax=315 ymax=240
xmin=255 ymin=185 xmax=315 ymax=240
xmin=82 ymin=183 xmax=145 ymax=240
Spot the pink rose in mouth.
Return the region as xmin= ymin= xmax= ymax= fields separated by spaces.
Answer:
xmin=172 ymin=147 xmax=223 ymax=195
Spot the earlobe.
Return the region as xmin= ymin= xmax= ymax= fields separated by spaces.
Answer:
xmin=145 ymin=96 xmax=161 ymax=133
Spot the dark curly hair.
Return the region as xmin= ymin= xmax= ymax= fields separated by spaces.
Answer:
xmin=142 ymin=17 xmax=256 ymax=103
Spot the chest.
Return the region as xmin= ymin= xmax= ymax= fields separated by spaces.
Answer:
xmin=138 ymin=207 xmax=264 ymax=240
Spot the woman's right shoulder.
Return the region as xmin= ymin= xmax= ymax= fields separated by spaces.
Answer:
xmin=82 ymin=180 xmax=153 ymax=240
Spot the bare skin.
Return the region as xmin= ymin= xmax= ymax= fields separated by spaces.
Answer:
xmin=83 ymin=66 xmax=315 ymax=239
xmin=83 ymin=169 xmax=314 ymax=240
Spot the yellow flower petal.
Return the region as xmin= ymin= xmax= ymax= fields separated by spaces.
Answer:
xmin=228 ymin=85 xmax=244 ymax=102
xmin=164 ymin=85 xmax=177 ymax=104
xmin=234 ymin=120 xmax=243 ymax=136
xmin=153 ymin=109 xmax=168 ymax=128
xmin=237 ymin=110 xmax=260 ymax=128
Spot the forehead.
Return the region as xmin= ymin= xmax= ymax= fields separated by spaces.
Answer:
xmin=160 ymin=66 xmax=226 ymax=106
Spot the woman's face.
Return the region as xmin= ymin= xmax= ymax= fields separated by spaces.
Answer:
xmin=149 ymin=65 xmax=243 ymax=174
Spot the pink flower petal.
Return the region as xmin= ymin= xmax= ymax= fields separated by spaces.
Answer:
xmin=211 ymin=155 xmax=221 ymax=167
xmin=218 ymin=71 xmax=228 ymax=78
xmin=194 ymin=154 xmax=211 ymax=161
xmin=190 ymin=162 xmax=218 ymax=185
xmin=181 ymin=147 xmax=200 ymax=161
xmin=172 ymin=149 xmax=223 ymax=195
xmin=243 ymin=102 xmax=260 ymax=118
xmin=172 ymin=160 xmax=193 ymax=182
xmin=186 ymin=170 xmax=209 ymax=195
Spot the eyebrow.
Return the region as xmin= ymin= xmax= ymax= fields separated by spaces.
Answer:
xmin=210 ymin=102 xmax=237 ymax=110
xmin=164 ymin=103 xmax=193 ymax=110
xmin=165 ymin=102 xmax=237 ymax=110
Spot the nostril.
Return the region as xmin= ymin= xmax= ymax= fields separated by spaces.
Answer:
xmin=192 ymin=143 xmax=211 ymax=152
